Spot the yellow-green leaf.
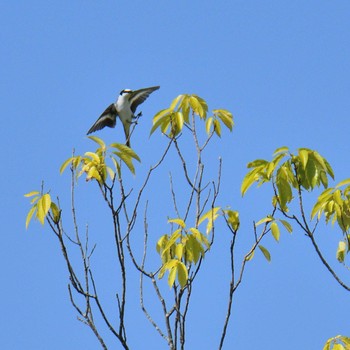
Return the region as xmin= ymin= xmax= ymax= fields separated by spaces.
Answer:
xmin=25 ymin=206 xmax=37 ymax=229
xmin=214 ymin=109 xmax=234 ymax=131
xmin=60 ymin=157 xmax=74 ymax=174
xmin=205 ymin=117 xmax=213 ymax=135
xmin=85 ymin=151 xmax=101 ymax=164
xmin=245 ymin=250 xmax=255 ymax=261
xmin=336 ymin=179 xmax=350 ymax=188
xmin=198 ymin=207 xmax=220 ymax=226
xmin=113 ymin=152 xmax=136 ymax=175
xmin=255 ymin=216 xmax=273 ymax=226
xmin=279 ymin=219 xmax=293 ymax=233
xmin=168 ymin=263 xmax=177 ymax=288
xmin=177 ymin=261 xmax=188 ymax=288
xmin=323 ymin=338 xmax=332 ymax=350
xmin=271 ymin=221 xmax=280 ymax=242
xmin=50 ymin=202 xmax=61 ymax=224
xmin=213 ymin=119 xmax=221 ymax=137
xmin=111 ymin=143 xmax=141 ymax=162
xmin=241 ymin=168 xmax=262 ymax=196
xmin=175 ymin=243 xmax=184 ymax=260
xmin=170 ymin=94 xmax=185 ymax=111
xmin=259 ymin=245 xmax=271 ymax=262
xmin=337 ymin=241 xmax=347 ymax=263
xmin=298 ymin=149 xmax=309 ymax=169
xmin=24 ymin=191 xmax=40 ymax=198
xmin=168 ymin=218 xmax=186 ymax=228
xmin=333 ymin=344 xmax=345 ymax=350
xmin=150 ymin=108 xmax=172 ymax=135
xmin=36 ymin=194 xmax=51 ymax=225
xmin=87 ymin=135 xmax=106 ymax=149
xmin=225 ymin=209 xmax=240 ymax=231
xmin=86 ymin=166 xmax=102 ymax=182
xmin=174 ymin=111 xmax=184 ymax=132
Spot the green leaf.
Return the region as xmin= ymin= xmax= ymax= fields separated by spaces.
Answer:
xmin=324 ymin=158 xmax=335 ymax=180
xmin=270 ymin=221 xmax=280 ymax=242
xmin=85 ymin=151 xmax=101 ymax=164
xmin=189 ymin=227 xmax=210 ymax=249
xmin=87 ymin=135 xmax=106 ymax=149
xmin=259 ymin=245 xmax=271 ymax=262
xmin=50 ymin=202 xmax=61 ymax=224
xmin=169 ymin=111 xmax=184 ymax=136
xmin=276 ymin=175 xmax=292 ymax=209
xmin=279 ymin=219 xmax=293 ymax=233
xmin=256 ymin=216 xmax=273 ymax=226
xmin=170 ymin=94 xmax=185 ymax=110
xmin=180 ymin=95 xmax=190 ymax=123
xmin=241 ymin=168 xmax=262 ymax=196
xmin=168 ymin=262 xmax=177 ymax=288
xmin=111 ymin=143 xmax=141 ymax=162
xmin=247 ymin=159 xmax=268 ymax=168
xmin=177 ymin=261 xmax=188 ymax=288
xmin=298 ymin=149 xmax=309 ymax=169
xmin=336 ymin=179 xmax=350 ymax=188
xmin=189 ymin=95 xmax=208 ymax=119
xmin=60 ymin=157 xmax=74 ymax=174
xmin=213 ymin=109 xmax=234 ymax=131
xmin=150 ymin=108 xmax=172 ymax=135
xmin=225 ymin=209 xmax=240 ymax=231
xmin=113 ymin=152 xmax=135 ymax=175
xmin=273 ymin=146 xmax=289 ymax=155
xmin=245 ymin=250 xmax=255 ymax=261
xmin=213 ymin=119 xmax=221 ymax=137
xmin=161 ymin=230 xmax=182 ymax=259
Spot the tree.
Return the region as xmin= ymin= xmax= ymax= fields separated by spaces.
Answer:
xmin=25 ymin=93 xmax=349 ymax=349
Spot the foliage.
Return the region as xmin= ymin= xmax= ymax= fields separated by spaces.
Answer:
xmin=323 ymin=335 xmax=350 ymax=350
xmin=25 ymin=94 xmax=349 ymax=349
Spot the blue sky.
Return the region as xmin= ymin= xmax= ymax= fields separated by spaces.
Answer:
xmin=1 ymin=1 xmax=350 ymax=349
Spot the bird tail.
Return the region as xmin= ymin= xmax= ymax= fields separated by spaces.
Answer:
xmin=123 ymin=123 xmax=131 ymax=148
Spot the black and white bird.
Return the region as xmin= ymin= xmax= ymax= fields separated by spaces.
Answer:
xmin=87 ymin=86 xmax=160 ymax=147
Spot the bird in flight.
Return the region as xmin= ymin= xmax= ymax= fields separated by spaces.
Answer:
xmin=87 ymin=86 xmax=160 ymax=147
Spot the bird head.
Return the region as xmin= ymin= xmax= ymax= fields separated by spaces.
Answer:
xmin=120 ymin=89 xmax=132 ymax=96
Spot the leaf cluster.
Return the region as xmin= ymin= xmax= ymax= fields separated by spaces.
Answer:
xmin=156 ymin=208 xmax=220 ymax=288
xmin=150 ymin=94 xmax=233 ymax=138
xmin=60 ymin=136 xmax=140 ymax=183
xmin=312 ymin=180 xmax=350 ymax=263
xmin=323 ymin=335 xmax=350 ymax=350
xmin=24 ymin=191 xmax=60 ymax=228
xmin=241 ymin=147 xmax=334 ymax=211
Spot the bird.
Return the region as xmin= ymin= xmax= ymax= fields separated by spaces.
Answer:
xmin=87 ymin=86 xmax=160 ymax=147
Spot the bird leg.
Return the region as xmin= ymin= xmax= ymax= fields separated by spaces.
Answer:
xmin=131 ymin=111 xmax=143 ymax=125
xmin=133 ymin=111 xmax=142 ymax=119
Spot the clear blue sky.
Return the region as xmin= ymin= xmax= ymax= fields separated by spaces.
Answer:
xmin=1 ymin=1 xmax=350 ymax=349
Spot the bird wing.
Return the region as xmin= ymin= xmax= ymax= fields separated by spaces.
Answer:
xmin=129 ymin=86 xmax=160 ymax=114
xmin=87 ymin=104 xmax=118 ymax=134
